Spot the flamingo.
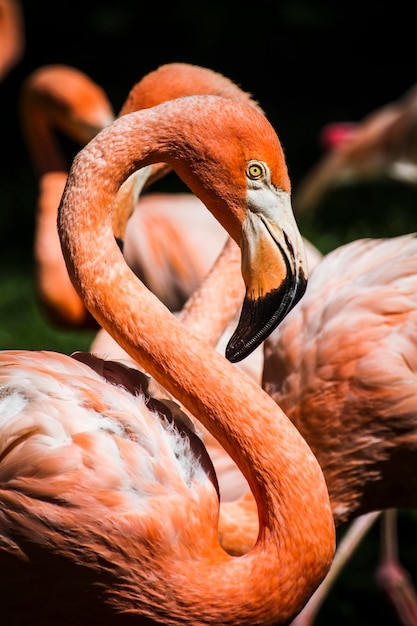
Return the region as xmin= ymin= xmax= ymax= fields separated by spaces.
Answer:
xmin=93 ymin=70 xmax=417 ymax=619
xmin=19 ymin=64 xmax=115 ymax=328
xmin=0 ymin=94 xmax=336 ymax=624
xmin=0 ymin=0 xmax=24 ymax=80
xmin=293 ymin=81 xmax=417 ymax=214
xmin=284 ymin=87 xmax=417 ymax=621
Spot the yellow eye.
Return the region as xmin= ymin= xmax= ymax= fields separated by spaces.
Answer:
xmin=246 ymin=160 xmax=265 ymax=180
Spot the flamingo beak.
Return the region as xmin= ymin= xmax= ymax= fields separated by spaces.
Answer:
xmin=113 ymin=165 xmax=153 ymax=247
xmin=226 ymin=194 xmax=308 ymax=363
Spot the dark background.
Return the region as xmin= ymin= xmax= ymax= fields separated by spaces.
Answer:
xmin=2 ymin=2 xmax=417 ymax=624
xmin=3 ymin=0 xmax=417 ymax=264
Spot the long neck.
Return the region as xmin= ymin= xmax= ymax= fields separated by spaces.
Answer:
xmin=20 ymin=96 xmax=68 ymax=177
xmin=177 ymin=236 xmax=244 ymax=346
xmin=59 ymin=105 xmax=335 ymax=624
xmin=33 ymin=171 xmax=96 ymax=327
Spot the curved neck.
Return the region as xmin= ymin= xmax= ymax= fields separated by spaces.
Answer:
xmin=20 ymin=96 xmax=68 ymax=177
xmin=59 ymin=101 xmax=335 ymax=623
xmin=177 ymin=236 xmax=244 ymax=346
xmin=33 ymin=171 xmax=94 ymax=327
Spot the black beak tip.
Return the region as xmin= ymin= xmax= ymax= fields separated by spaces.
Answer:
xmin=226 ymin=271 xmax=307 ymax=364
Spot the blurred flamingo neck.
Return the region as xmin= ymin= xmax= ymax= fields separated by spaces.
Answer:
xmin=20 ymin=101 xmax=68 ymax=176
xmin=178 ymin=236 xmax=244 ymax=346
xmin=34 ymin=172 xmax=93 ymax=327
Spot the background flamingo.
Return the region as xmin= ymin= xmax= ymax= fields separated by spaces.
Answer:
xmin=115 ymin=62 xmax=265 ymax=312
xmin=0 ymin=94 xmax=335 ymax=624
xmin=293 ymin=81 xmax=417 ymax=215
xmin=19 ymin=64 xmax=115 ymax=327
xmin=0 ymin=0 xmax=24 ymax=80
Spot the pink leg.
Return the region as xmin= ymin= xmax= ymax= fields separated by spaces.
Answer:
xmin=375 ymin=509 xmax=417 ymax=626
xmin=290 ymin=512 xmax=381 ymax=626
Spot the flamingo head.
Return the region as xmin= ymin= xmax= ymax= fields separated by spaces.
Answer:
xmin=167 ymin=96 xmax=308 ymax=362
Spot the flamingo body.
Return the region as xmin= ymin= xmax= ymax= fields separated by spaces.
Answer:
xmin=0 ymin=350 xmax=220 ymax=625
xmin=263 ymin=233 xmax=417 ymax=524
